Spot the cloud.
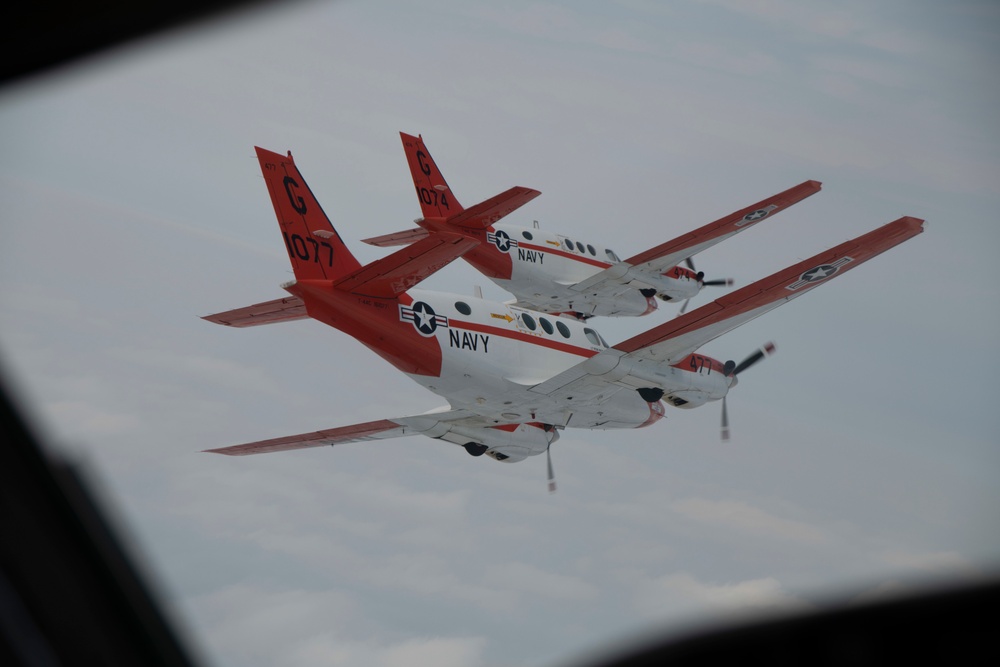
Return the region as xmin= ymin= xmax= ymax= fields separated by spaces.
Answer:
xmin=190 ymin=583 xmax=487 ymax=667
xmin=633 ymin=572 xmax=809 ymax=624
xmin=671 ymin=497 xmax=829 ymax=545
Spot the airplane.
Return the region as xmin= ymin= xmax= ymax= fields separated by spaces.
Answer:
xmin=360 ymin=133 xmax=822 ymax=318
xmin=203 ymin=146 xmax=923 ymax=490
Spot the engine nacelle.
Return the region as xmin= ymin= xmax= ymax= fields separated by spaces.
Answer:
xmin=663 ymin=390 xmax=711 ymax=409
xmin=438 ymin=422 xmax=559 ymax=463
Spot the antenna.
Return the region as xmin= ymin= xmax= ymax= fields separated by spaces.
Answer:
xmin=533 ymin=220 xmax=540 ymax=229
xmin=474 ymin=285 xmax=483 ymax=299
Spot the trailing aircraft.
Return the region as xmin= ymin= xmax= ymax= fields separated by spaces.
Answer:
xmin=204 ymin=146 xmax=922 ymax=489
xmin=361 ymin=133 xmax=822 ymax=318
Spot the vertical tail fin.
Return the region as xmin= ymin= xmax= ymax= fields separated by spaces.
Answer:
xmin=400 ymin=132 xmax=464 ymax=219
xmin=255 ymin=146 xmax=363 ymax=281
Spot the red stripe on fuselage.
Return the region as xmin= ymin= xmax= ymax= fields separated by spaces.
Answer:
xmin=518 ymin=242 xmax=611 ymax=269
xmin=450 ymin=318 xmax=598 ymax=358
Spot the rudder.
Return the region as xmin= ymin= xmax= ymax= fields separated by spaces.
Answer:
xmin=255 ymin=146 xmax=363 ymax=281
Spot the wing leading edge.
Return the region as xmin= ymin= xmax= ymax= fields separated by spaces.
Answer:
xmin=531 ymin=216 xmax=924 ymax=398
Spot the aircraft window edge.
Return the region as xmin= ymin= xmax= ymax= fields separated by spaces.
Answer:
xmin=455 ymin=301 xmax=472 ymax=315
xmin=540 ymin=317 xmax=554 ymax=335
xmin=521 ymin=231 xmax=533 ymax=240
xmin=522 ymin=313 xmax=537 ymax=331
xmin=556 ymin=320 xmax=571 ymax=338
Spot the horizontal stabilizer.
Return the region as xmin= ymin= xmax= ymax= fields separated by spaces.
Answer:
xmin=202 ymin=296 xmax=307 ymax=328
xmin=334 ymin=232 xmax=479 ymax=298
xmin=446 ymin=186 xmax=541 ymax=229
xmin=361 ymin=227 xmax=430 ymax=247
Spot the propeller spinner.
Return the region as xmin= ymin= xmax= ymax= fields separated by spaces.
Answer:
xmin=678 ymin=257 xmax=734 ymax=314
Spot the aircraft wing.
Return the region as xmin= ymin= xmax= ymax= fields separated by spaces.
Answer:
xmin=569 ymin=180 xmax=822 ymax=294
xmin=205 ymin=419 xmax=411 ymax=455
xmin=202 ymin=296 xmax=307 ymax=327
xmin=204 ymin=407 xmax=489 ymax=456
xmin=531 ymin=216 xmax=924 ymax=399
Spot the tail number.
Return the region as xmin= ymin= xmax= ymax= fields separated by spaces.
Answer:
xmin=282 ymin=232 xmax=334 ymax=267
xmin=416 ymin=186 xmax=451 ymax=211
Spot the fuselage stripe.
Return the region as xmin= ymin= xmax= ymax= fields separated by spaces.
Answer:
xmin=517 ymin=242 xmax=612 ymax=269
xmin=449 ymin=318 xmax=598 ymax=358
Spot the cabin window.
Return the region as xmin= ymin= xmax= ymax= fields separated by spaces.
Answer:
xmin=587 ymin=244 xmax=596 ymax=256
xmin=454 ymin=301 xmax=471 ymax=315
xmin=540 ymin=317 xmax=554 ymax=335
xmin=605 ymin=249 xmax=620 ymax=263
xmin=575 ymin=241 xmax=585 ymax=253
xmin=584 ymin=328 xmax=602 ymax=347
xmin=521 ymin=231 xmax=533 ymax=240
xmin=521 ymin=313 xmax=537 ymax=331
xmin=556 ymin=320 xmax=571 ymax=338
xmin=563 ymin=238 xmax=574 ymax=251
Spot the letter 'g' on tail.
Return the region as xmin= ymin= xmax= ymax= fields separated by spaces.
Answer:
xmin=255 ymin=147 xmax=363 ymax=282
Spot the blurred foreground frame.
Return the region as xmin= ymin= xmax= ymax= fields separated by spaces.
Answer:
xmin=1 ymin=1 xmax=997 ymax=664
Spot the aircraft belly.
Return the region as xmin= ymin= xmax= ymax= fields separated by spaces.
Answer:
xmin=501 ymin=277 xmax=649 ymax=316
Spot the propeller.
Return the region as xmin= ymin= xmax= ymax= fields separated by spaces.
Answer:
xmin=546 ymin=442 xmax=557 ymax=493
xmin=676 ymin=258 xmax=734 ymax=315
xmin=720 ymin=342 xmax=776 ymax=442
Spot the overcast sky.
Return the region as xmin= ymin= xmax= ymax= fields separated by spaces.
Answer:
xmin=1 ymin=1 xmax=998 ymax=665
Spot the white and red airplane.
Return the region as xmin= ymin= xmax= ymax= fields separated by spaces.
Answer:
xmin=204 ymin=146 xmax=922 ymax=489
xmin=361 ymin=133 xmax=822 ymax=318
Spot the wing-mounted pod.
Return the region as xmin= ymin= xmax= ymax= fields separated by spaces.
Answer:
xmin=436 ymin=422 xmax=558 ymax=463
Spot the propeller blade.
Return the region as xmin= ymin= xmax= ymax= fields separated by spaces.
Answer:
xmin=701 ymin=278 xmax=734 ymax=287
xmin=546 ymin=442 xmax=557 ymax=493
xmin=678 ymin=298 xmax=690 ymax=315
xmin=685 ymin=257 xmax=696 ymax=271
xmin=732 ymin=341 xmax=776 ymax=376
xmin=721 ymin=395 xmax=730 ymax=442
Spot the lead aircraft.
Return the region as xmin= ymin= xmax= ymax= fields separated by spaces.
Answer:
xmin=361 ymin=133 xmax=822 ymax=318
xmin=204 ymin=146 xmax=922 ymax=489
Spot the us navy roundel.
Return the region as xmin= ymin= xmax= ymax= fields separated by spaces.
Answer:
xmin=785 ymin=257 xmax=854 ymax=291
xmin=400 ymin=301 xmax=449 ymax=336
xmin=487 ymin=229 xmax=516 ymax=253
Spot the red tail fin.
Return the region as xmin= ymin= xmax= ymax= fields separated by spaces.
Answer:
xmin=400 ymin=132 xmax=464 ymax=219
xmin=255 ymin=147 xmax=363 ymax=281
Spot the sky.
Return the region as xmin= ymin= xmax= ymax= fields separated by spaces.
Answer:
xmin=1 ymin=1 xmax=998 ymax=665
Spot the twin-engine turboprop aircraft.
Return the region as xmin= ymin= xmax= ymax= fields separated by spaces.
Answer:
xmin=361 ymin=133 xmax=822 ymax=318
xmin=204 ymin=145 xmax=923 ymax=488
